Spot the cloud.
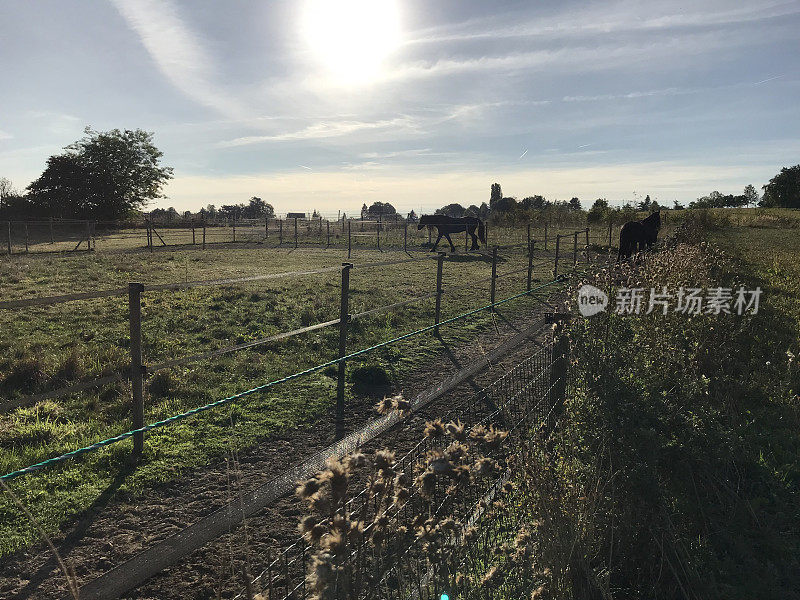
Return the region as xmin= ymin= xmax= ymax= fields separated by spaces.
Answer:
xmin=112 ymin=0 xmax=242 ymax=117
xmin=0 ymin=130 xmax=13 ymax=141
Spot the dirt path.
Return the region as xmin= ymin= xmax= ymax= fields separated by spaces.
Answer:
xmin=0 ymin=294 xmax=565 ymax=600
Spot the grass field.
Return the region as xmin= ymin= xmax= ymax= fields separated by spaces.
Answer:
xmin=0 ymin=239 xmax=578 ymax=557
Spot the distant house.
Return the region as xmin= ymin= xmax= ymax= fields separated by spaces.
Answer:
xmin=286 ymin=212 xmax=306 ymax=219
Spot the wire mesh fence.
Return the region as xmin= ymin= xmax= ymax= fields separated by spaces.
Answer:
xmin=239 ymin=336 xmax=567 ymax=600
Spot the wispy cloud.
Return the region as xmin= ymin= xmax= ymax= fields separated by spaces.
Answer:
xmin=112 ymin=0 xmax=242 ymax=117
xmin=0 ymin=130 xmax=13 ymax=141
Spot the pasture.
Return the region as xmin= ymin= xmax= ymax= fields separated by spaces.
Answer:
xmin=0 ymin=234 xmax=578 ymax=558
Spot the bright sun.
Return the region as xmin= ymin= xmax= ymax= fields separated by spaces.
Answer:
xmin=302 ymin=0 xmax=400 ymax=84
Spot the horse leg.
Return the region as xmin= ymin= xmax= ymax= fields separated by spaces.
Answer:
xmin=469 ymin=226 xmax=479 ymax=250
xmin=444 ymin=233 xmax=456 ymax=253
xmin=431 ymin=233 xmax=442 ymax=251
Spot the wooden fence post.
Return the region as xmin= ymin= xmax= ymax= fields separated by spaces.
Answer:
xmin=490 ymin=246 xmax=498 ymax=311
xmin=202 ymin=223 xmax=206 ymax=249
xmin=128 ymin=282 xmax=145 ymax=458
xmin=573 ymin=231 xmax=578 ymax=267
xmin=527 ymin=240 xmax=535 ymax=291
xmin=49 ymin=217 xmax=54 ymax=244
xmin=608 ymin=214 xmax=613 ymax=248
xmin=428 ymin=226 xmax=432 ymax=246
xmin=348 ymin=221 xmax=352 ymax=259
xmin=403 ymin=221 xmax=407 ymax=252
xmin=6 ymin=221 xmax=11 ymax=255
xmin=336 ymin=263 xmax=353 ymax=440
xmin=232 ymin=217 xmax=236 ymax=243
xmin=265 ymin=217 xmax=269 ymax=241
xmin=543 ymin=222 xmax=548 ymax=251
xmin=435 ymin=252 xmax=445 ymax=335
xmin=279 ymin=219 xmax=283 ymax=245
xmin=24 ymin=222 xmax=29 ymax=253
xmin=85 ymin=220 xmax=91 ymax=251
xmin=465 ymin=229 xmax=468 ymax=252
xmin=584 ymin=228 xmax=590 ymax=263
xmin=326 ymin=221 xmax=330 ymax=247
xmin=377 ymin=221 xmax=381 ymax=252
xmin=294 ymin=218 xmax=298 ymax=249
xmin=192 ymin=224 xmax=195 ymax=245
xmin=553 ymin=235 xmax=560 ymax=279
xmin=147 ymin=221 xmax=153 ymax=252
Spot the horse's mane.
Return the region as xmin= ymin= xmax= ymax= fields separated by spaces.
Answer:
xmin=641 ymin=211 xmax=661 ymax=229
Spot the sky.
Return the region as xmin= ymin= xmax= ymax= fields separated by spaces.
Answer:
xmin=1 ymin=0 xmax=799 ymax=216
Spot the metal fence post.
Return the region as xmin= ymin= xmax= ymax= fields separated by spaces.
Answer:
xmin=547 ymin=321 xmax=569 ymax=434
xmin=6 ymin=221 xmax=11 ymax=255
xmin=326 ymin=221 xmax=330 ymax=247
xmin=404 ymin=221 xmax=407 ymax=252
xmin=554 ymin=235 xmax=560 ymax=279
xmin=336 ymin=263 xmax=353 ymax=440
xmin=24 ymin=222 xmax=29 ymax=253
xmin=202 ymin=223 xmax=206 ymax=249
xmin=348 ymin=220 xmax=352 ymax=259
xmin=279 ymin=219 xmax=283 ymax=245
xmin=377 ymin=221 xmax=381 ymax=252
xmin=265 ymin=217 xmax=269 ymax=241
xmin=435 ymin=252 xmax=445 ymax=335
xmin=294 ymin=218 xmax=298 ymax=249
xmin=527 ymin=223 xmax=531 ymax=251
xmin=490 ymin=246 xmax=498 ymax=311
xmin=86 ymin=220 xmax=91 ymax=251
xmin=527 ymin=240 xmax=535 ymax=291
xmin=49 ymin=217 xmax=54 ymax=244
xmin=465 ymin=229 xmax=468 ymax=252
xmin=128 ymin=282 xmax=145 ymax=458
xmin=232 ymin=217 xmax=236 ymax=243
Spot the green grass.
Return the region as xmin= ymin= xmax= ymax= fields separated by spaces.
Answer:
xmin=0 ymin=243 xmax=567 ymax=557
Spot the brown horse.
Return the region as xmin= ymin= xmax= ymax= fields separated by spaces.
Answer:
xmin=418 ymin=215 xmax=486 ymax=252
xmin=618 ymin=211 xmax=661 ymax=259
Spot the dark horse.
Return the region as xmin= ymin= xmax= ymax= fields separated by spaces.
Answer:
xmin=418 ymin=215 xmax=486 ymax=252
xmin=618 ymin=211 xmax=661 ymax=260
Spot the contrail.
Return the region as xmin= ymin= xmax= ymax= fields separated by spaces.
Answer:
xmin=577 ymin=143 xmax=592 ymax=148
xmin=298 ymin=165 xmax=313 ymax=170
xmin=753 ymin=75 xmax=783 ymax=85
xmin=518 ymin=149 xmax=528 ymax=159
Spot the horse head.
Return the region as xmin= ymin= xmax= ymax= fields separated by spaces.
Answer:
xmin=418 ymin=215 xmax=431 ymax=230
xmin=643 ymin=210 xmax=661 ymax=230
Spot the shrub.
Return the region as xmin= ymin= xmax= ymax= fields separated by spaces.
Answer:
xmin=349 ymin=364 xmax=391 ymax=395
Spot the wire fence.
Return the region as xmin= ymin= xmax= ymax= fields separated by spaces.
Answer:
xmin=236 ymin=334 xmax=569 ymax=600
xmin=1 ymin=230 xmax=593 ymax=483
xmin=1 ymin=214 xmax=632 ymax=257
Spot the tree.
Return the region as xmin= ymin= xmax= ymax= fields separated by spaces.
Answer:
xmin=312 ymin=209 xmax=320 ymax=219
xmin=245 ymin=196 xmax=274 ymax=219
xmin=490 ymin=183 xmax=503 ymax=209
xmin=26 ymin=127 xmax=173 ymax=220
xmin=673 ymin=200 xmax=685 ymax=210
xmin=638 ymin=195 xmax=651 ymax=211
xmin=435 ymin=203 xmax=466 ymax=218
xmin=761 ymin=166 xmax=800 ymax=208
xmin=0 ymin=177 xmax=13 ymax=212
xmin=587 ymin=198 xmax=609 ymax=223
xmin=367 ymin=202 xmax=396 ymax=217
xmin=492 ymin=197 xmax=518 ymax=213
xmin=521 ymin=195 xmax=547 ymax=210
xmin=568 ymin=197 xmax=582 ymax=211
xmin=361 ymin=203 xmax=369 ymax=219
xmin=743 ymin=184 xmax=759 ymax=207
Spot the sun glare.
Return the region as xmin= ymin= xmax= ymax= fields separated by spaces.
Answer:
xmin=302 ymin=0 xmax=400 ymax=84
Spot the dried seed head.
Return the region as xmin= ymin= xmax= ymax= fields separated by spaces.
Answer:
xmin=394 ymin=397 xmax=411 ymax=412
xmin=530 ymin=585 xmax=546 ymax=599
xmin=470 ymin=424 xmax=488 ymax=442
xmin=393 ymin=487 xmax=410 ymax=506
xmin=374 ymin=449 xmax=395 ymax=472
xmin=296 ymin=478 xmax=320 ymax=499
xmin=308 ymin=553 xmax=335 ymax=592
xmin=481 ymin=565 xmax=501 ymax=587
xmin=474 ymin=457 xmax=496 ymax=476
xmin=375 ymin=396 xmax=395 ymax=415
xmin=445 ymin=441 xmax=469 ymax=462
xmin=416 ymin=470 xmax=437 ymax=499
xmin=445 ymin=420 xmax=467 ymax=441
xmin=424 ymin=419 xmax=446 ymax=439
xmin=321 ymin=530 xmax=346 ymax=554
xmin=345 ymin=452 xmax=369 ymax=470
xmin=321 ymin=458 xmax=349 ymax=502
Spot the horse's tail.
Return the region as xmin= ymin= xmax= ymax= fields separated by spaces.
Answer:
xmin=477 ymin=218 xmax=486 ymax=244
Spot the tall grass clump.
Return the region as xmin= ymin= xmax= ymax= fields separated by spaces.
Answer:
xmin=528 ymin=237 xmax=800 ymax=598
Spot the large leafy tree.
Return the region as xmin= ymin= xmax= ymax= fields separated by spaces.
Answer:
xmin=27 ymin=127 xmax=173 ymax=220
xmin=761 ymin=165 xmax=800 ymax=208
